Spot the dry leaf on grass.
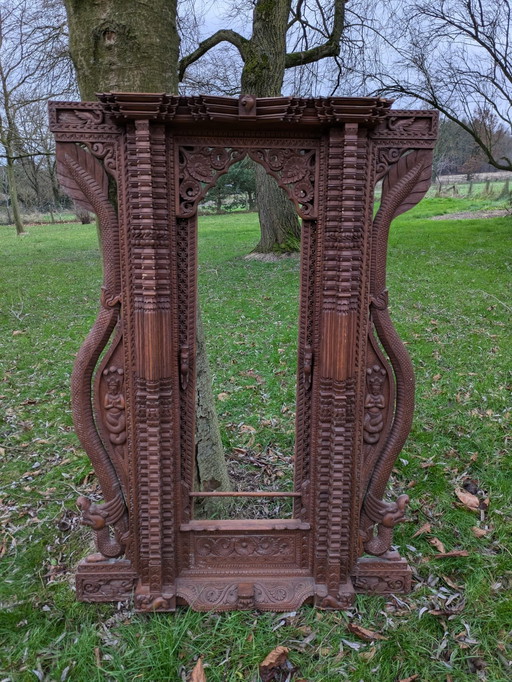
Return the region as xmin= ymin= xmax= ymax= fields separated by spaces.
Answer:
xmin=412 ymin=522 xmax=431 ymax=537
xmin=359 ymin=646 xmax=377 ymax=661
xmin=429 ymin=537 xmax=446 ymax=553
xmin=471 ymin=526 xmax=488 ymax=538
xmin=433 ymin=550 xmax=469 ymax=559
xmin=217 ymin=392 xmax=230 ymax=402
xmin=347 ymin=624 xmax=388 ymax=641
xmin=442 ymin=575 xmax=463 ymax=590
xmin=398 ymin=675 xmax=419 ymax=682
xmin=455 ymin=488 xmax=480 ymax=511
xmin=259 ymin=646 xmax=291 ymax=682
xmin=189 ymin=657 xmax=206 ymax=682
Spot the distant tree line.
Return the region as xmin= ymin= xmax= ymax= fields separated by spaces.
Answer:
xmin=2 ymin=0 xmax=512 ymax=232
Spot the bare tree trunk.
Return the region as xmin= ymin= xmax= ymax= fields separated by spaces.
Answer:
xmin=6 ymin=154 xmax=25 ymax=235
xmin=63 ymin=0 xmax=230 ymax=494
xmin=47 ymin=157 xmax=60 ymax=206
xmin=195 ymin=313 xmax=231 ymax=494
xmin=253 ymin=164 xmax=300 ymax=252
xmin=241 ymin=0 xmax=301 ymax=254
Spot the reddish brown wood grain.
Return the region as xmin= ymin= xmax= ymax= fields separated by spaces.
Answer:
xmin=48 ymin=94 xmax=438 ymax=612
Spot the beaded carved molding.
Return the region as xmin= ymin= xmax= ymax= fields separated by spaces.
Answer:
xmin=49 ymin=94 xmax=438 ymax=612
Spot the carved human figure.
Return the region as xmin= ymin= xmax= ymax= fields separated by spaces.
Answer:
xmin=103 ymin=366 xmax=126 ymax=453
xmin=363 ymin=364 xmax=387 ymax=444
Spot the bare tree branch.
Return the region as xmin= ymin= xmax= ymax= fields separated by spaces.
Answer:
xmin=285 ymin=0 xmax=345 ymax=68
xmin=179 ymin=29 xmax=248 ymax=81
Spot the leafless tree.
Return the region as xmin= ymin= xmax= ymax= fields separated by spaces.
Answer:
xmin=0 ymin=0 xmax=73 ymax=233
xmin=366 ymin=0 xmax=512 ymax=171
xmin=178 ymin=0 xmax=347 ymax=253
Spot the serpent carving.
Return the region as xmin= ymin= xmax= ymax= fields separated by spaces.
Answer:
xmin=56 ymin=145 xmax=128 ymax=558
xmin=362 ymin=150 xmax=433 ymax=555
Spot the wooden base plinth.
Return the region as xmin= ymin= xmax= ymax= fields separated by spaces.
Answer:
xmin=76 ymin=557 xmax=137 ymax=602
xmin=76 ymin=555 xmax=411 ymax=609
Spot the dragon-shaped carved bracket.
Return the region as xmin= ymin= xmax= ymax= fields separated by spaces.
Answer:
xmin=360 ymin=110 xmax=439 ymax=557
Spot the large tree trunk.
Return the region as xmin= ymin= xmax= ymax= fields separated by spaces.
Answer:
xmin=241 ymin=0 xmax=301 ymax=254
xmin=63 ymin=0 xmax=230 ymax=494
xmin=64 ymin=0 xmax=179 ymax=96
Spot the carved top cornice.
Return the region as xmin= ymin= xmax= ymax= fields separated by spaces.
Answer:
xmin=49 ymin=93 xmax=394 ymax=130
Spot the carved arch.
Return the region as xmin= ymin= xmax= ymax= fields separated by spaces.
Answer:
xmin=177 ymin=145 xmax=316 ymax=218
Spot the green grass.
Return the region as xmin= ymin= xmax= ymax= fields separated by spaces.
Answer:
xmin=0 ymin=196 xmax=511 ymax=681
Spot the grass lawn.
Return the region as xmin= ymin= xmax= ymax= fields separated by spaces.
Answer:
xmin=0 ymin=196 xmax=511 ymax=681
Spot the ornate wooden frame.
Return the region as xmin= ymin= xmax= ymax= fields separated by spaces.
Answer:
xmin=49 ymin=94 xmax=438 ymax=612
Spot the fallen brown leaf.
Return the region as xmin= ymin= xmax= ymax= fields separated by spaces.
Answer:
xmin=455 ymin=488 xmax=479 ymax=511
xmin=429 ymin=537 xmax=446 ymax=553
xmin=412 ymin=522 xmax=431 ymax=538
xmin=189 ymin=657 xmax=206 ymax=682
xmin=347 ymin=623 xmax=388 ymax=641
xmin=471 ymin=526 xmax=488 ymax=538
xmin=442 ymin=575 xmax=463 ymax=591
xmin=259 ymin=646 xmax=290 ymax=682
xmin=398 ymin=675 xmax=419 ymax=682
xmin=359 ymin=646 xmax=377 ymax=661
xmin=217 ymin=392 xmax=230 ymax=402
xmin=434 ymin=550 xmax=469 ymax=558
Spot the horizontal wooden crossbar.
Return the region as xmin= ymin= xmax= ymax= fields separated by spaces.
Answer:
xmin=189 ymin=491 xmax=301 ymax=498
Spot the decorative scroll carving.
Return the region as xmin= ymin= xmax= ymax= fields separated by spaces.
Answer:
xmin=76 ymin=559 xmax=137 ymax=602
xmin=248 ymin=148 xmax=316 ymax=218
xmin=194 ymin=535 xmax=295 ymax=564
xmin=48 ymin=95 xmax=438 ymax=611
xmin=177 ymin=145 xmax=316 ymax=219
xmin=352 ymin=557 xmax=411 ymax=594
xmin=177 ymin=578 xmax=316 ymax=612
xmin=85 ymin=141 xmax=118 ymax=179
xmin=178 ymin=145 xmax=244 ymax=217
xmin=375 ymin=147 xmax=404 ymax=181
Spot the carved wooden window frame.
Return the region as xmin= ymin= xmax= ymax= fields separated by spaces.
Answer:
xmin=49 ymin=94 xmax=438 ymax=612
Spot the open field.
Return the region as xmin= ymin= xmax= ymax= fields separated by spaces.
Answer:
xmin=0 ymin=196 xmax=511 ymax=681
